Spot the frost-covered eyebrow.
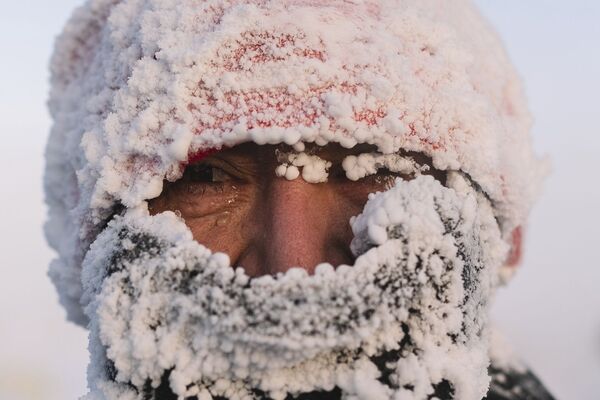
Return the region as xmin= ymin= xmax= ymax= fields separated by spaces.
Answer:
xmin=199 ymin=142 xmax=438 ymax=169
xmin=189 ymin=142 xmax=448 ymax=186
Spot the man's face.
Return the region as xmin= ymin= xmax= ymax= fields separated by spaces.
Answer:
xmin=84 ymin=142 xmax=507 ymax=399
xmin=148 ymin=143 xmax=444 ymax=276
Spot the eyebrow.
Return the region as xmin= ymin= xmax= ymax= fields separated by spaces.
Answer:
xmin=298 ymin=143 xmax=379 ymax=163
xmin=194 ymin=142 xmax=448 ymax=182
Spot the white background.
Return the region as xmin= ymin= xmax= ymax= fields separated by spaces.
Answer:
xmin=0 ymin=1 xmax=598 ymax=399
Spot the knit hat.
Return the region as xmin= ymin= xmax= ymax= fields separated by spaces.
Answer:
xmin=44 ymin=0 xmax=545 ymax=326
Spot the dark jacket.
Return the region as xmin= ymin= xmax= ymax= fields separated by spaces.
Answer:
xmin=145 ymin=361 xmax=556 ymax=400
xmin=485 ymin=364 xmax=556 ymax=400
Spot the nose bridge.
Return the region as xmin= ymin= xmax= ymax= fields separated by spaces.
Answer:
xmin=262 ymin=177 xmax=332 ymax=275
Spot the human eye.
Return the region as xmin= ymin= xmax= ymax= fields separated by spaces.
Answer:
xmin=361 ymin=168 xmax=405 ymax=186
xmin=147 ymin=147 xmax=262 ymax=221
xmin=336 ymin=153 xmax=419 ymax=183
xmin=328 ymin=163 xmax=403 ymax=186
xmin=165 ymin=159 xmax=243 ymax=201
xmin=183 ymin=162 xmax=234 ymax=184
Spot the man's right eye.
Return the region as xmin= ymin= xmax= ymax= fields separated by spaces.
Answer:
xmin=184 ymin=163 xmax=232 ymax=183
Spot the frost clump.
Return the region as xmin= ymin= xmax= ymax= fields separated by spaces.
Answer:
xmin=275 ymin=151 xmax=332 ymax=183
xmin=274 ymin=151 xmax=428 ymax=184
xmin=342 ymin=153 xmax=429 ymax=181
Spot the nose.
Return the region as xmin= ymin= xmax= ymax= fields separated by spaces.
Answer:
xmin=239 ymin=176 xmax=353 ymax=276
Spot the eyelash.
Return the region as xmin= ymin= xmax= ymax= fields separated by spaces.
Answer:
xmin=328 ymin=164 xmax=411 ymax=181
xmin=184 ymin=163 xmax=233 ymax=184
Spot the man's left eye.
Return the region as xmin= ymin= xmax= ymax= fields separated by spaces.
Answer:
xmin=185 ymin=163 xmax=232 ymax=183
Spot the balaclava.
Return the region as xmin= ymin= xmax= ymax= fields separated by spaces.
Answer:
xmin=44 ymin=1 xmax=548 ymax=399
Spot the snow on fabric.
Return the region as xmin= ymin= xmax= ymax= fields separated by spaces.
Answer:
xmin=45 ymin=0 xmax=546 ymax=326
xmin=80 ymin=174 xmax=508 ymax=400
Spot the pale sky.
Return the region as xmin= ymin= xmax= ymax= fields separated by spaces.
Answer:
xmin=0 ymin=1 xmax=598 ymax=399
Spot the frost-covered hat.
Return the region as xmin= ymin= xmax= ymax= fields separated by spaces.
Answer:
xmin=45 ymin=0 xmax=544 ymax=325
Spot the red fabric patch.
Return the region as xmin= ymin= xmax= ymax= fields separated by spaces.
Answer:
xmin=185 ymin=148 xmax=219 ymax=166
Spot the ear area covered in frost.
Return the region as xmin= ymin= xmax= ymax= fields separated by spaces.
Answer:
xmin=80 ymin=175 xmax=508 ymax=400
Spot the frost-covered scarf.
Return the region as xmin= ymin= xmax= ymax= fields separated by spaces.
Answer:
xmin=81 ymin=173 xmax=510 ymax=400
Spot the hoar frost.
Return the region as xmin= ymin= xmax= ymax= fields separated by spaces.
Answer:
xmin=81 ymin=174 xmax=508 ymax=400
xmin=274 ymin=150 xmax=332 ymax=183
xmin=45 ymin=0 xmax=546 ymax=328
xmin=43 ymin=1 xmax=548 ymax=399
xmin=274 ymin=151 xmax=428 ymax=183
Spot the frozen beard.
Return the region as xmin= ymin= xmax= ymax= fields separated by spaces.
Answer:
xmin=81 ymin=173 xmax=508 ymax=400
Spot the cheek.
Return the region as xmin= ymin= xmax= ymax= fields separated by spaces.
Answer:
xmin=148 ymin=185 xmax=257 ymax=259
xmin=184 ymin=204 xmax=254 ymax=257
